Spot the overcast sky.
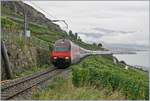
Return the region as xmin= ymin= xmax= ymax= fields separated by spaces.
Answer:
xmin=24 ymin=1 xmax=149 ymax=46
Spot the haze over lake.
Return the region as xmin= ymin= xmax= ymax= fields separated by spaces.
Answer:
xmin=114 ymin=51 xmax=149 ymax=70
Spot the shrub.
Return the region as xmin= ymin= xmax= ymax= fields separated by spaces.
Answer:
xmin=72 ymin=56 xmax=149 ymax=100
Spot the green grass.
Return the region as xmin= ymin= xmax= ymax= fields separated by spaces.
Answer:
xmin=1 ymin=6 xmax=23 ymax=19
xmin=71 ymin=55 xmax=149 ymax=100
xmin=32 ymin=76 xmax=125 ymax=100
xmin=14 ymin=64 xmax=50 ymax=78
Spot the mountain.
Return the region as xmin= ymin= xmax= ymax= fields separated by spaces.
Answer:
xmin=1 ymin=1 xmax=63 ymax=32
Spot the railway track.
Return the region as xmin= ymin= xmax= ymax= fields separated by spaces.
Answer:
xmin=1 ymin=67 xmax=65 ymax=100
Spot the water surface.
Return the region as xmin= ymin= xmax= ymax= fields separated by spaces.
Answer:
xmin=113 ymin=51 xmax=149 ymax=70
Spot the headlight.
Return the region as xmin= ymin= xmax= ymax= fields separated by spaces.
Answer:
xmin=53 ymin=56 xmax=57 ymax=59
xmin=65 ymin=57 xmax=69 ymax=59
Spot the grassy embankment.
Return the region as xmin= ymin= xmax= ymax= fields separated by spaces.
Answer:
xmin=32 ymin=76 xmax=124 ymax=100
xmin=32 ymin=55 xmax=149 ymax=100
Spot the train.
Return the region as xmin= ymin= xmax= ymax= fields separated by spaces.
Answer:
xmin=50 ymin=39 xmax=135 ymax=68
xmin=50 ymin=39 xmax=90 ymax=68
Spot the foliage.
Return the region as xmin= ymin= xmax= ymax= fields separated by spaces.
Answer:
xmin=93 ymin=43 xmax=97 ymax=46
xmin=69 ymin=30 xmax=74 ymax=38
xmin=71 ymin=55 xmax=149 ymax=100
xmin=1 ymin=17 xmax=19 ymax=31
xmin=98 ymin=43 xmax=102 ymax=47
xmin=1 ymin=6 xmax=23 ymax=19
xmin=16 ymin=36 xmax=25 ymax=49
xmin=14 ymin=64 xmax=50 ymax=78
xmin=75 ymin=32 xmax=78 ymax=40
xmin=32 ymin=76 xmax=124 ymax=100
xmin=36 ymin=47 xmax=51 ymax=66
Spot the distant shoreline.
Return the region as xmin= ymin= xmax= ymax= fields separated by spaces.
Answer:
xmin=113 ymin=51 xmax=149 ymax=71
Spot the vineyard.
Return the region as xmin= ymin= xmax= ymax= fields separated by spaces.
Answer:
xmin=72 ymin=55 xmax=149 ymax=100
xmin=1 ymin=16 xmax=103 ymax=51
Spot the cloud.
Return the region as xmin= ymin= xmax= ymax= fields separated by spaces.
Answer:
xmin=78 ymin=33 xmax=106 ymax=42
xmin=93 ymin=27 xmax=135 ymax=34
xmin=78 ymin=27 xmax=136 ymax=43
xmin=24 ymin=1 xmax=149 ymax=46
xmin=79 ymin=31 xmax=149 ymax=46
xmin=100 ymin=31 xmax=149 ymax=45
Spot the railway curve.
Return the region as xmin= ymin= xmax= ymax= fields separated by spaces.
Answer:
xmin=1 ymin=67 xmax=67 ymax=100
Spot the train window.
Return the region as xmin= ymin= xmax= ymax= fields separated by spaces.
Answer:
xmin=54 ymin=47 xmax=70 ymax=51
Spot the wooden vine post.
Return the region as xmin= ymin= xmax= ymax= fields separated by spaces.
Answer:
xmin=1 ymin=40 xmax=13 ymax=79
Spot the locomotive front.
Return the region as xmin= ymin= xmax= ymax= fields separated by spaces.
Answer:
xmin=51 ymin=39 xmax=71 ymax=68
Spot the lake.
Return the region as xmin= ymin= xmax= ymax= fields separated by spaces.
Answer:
xmin=113 ymin=51 xmax=149 ymax=70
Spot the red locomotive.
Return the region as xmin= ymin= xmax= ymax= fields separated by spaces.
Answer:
xmin=51 ymin=39 xmax=81 ymax=68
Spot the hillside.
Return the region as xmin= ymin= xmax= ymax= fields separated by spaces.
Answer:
xmin=1 ymin=1 xmax=62 ymax=32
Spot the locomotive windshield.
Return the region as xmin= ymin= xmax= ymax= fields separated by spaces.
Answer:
xmin=54 ymin=39 xmax=71 ymax=52
xmin=54 ymin=47 xmax=70 ymax=51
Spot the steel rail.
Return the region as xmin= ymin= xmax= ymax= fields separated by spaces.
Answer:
xmin=1 ymin=67 xmax=64 ymax=100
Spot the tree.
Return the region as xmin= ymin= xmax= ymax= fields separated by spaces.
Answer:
xmin=69 ymin=30 xmax=73 ymax=38
xmin=69 ymin=30 xmax=72 ymax=35
xmin=77 ymin=36 xmax=82 ymax=42
xmin=93 ymin=43 xmax=97 ymax=46
xmin=75 ymin=32 xmax=78 ymax=40
xmin=98 ymin=43 xmax=102 ymax=47
xmin=120 ymin=61 xmax=126 ymax=65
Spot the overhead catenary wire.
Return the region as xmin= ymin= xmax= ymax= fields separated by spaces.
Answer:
xmin=29 ymin=1 xmax=56 ymax=19
xmin=28 ymin=1 xmax=69 ymax=30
